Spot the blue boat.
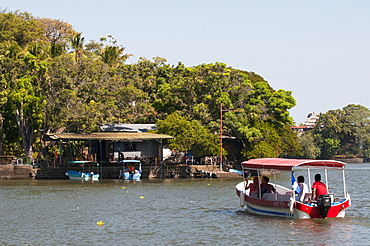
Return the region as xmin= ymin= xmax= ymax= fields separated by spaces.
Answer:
xmin=119 ymin=160 xmax=142 ymax=180
xmin=65 ymin=170 xmax=99 ymax=181
xmin=229 ymin=169 xmax=243 ymax=174
xmin=66 ymin=161 xmax=100 ymax=181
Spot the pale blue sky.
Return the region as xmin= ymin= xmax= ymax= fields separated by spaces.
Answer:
xmin=2 ymin=0 xmax=370 ymax=124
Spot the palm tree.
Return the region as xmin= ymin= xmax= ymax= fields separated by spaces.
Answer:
xmin=100 ymin=45 xmax=132 ymax=67
xmin=70 ymin=33 xmax=84 ymax=62
xmin=50 ymin=42 xmax=65 ymax=58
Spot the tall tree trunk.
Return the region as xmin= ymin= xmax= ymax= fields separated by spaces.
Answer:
xmin=15 ymin=109 xmax=34 ymax=160
xmin=0 ymin=112 xmax=3 ymax=155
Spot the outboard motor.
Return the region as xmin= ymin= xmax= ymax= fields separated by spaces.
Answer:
xmin=318 ymin=194 xmax=332 ymax=218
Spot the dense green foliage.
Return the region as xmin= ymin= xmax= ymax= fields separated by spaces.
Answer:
xmin=299 ymin=104 xmax=370 ymax=159
xmin=0 ymin=10 xmax=301 ymax=161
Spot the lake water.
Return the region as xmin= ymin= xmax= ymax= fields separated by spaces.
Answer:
xmin=0 ymin=163 xmax=369 ymax=245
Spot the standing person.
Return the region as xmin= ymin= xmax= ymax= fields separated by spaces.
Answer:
xmin=297 ymin=175 xmax=309 ymax=202
xmin=311 ymin=174 xmax=328 ymax=201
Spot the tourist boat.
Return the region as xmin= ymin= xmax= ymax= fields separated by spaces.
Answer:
xmin=235 ymin=158 xmax=351 ymax=219
xmin=65 ymin=161 xmax=100 ymax=181
xmin=119 ymin=160 xmax=142 ymax=180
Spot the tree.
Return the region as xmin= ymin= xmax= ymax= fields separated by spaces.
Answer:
xmin=44 ymin=55 xmax=114 ymax=133
xmin=37 ymin=18 xmax=76 ymax=45
xmin=69 ymin=32 xmax=84 ymax=62
xmin=3 ymin=51 xmax=47 ymax=158
xmin=342 ymin=104 xmax=370 ymax=156
xmin=0 ymin=11 xmax=46 ymax=47
xmin=240 ymin=120 xmax=301 ymax=158
xmin=298 ymin=131 xmax=321 ymax=159
xmin=311 ymin=104 xmax=370 ymax=159
xmin=156 ymin=113 xmax=219 ymax=157
xmin=100 ymin=45 xmax=130 ymax=67
xmin=247 ymin=81 xmax=295 ymax=124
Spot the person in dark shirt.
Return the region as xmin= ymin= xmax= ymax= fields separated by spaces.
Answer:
xmin=260 ymin=176 xmax=276 ymax=196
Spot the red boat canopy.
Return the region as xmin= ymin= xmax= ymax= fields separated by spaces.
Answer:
xmin=241 ymin=158 xmax=346 ymax=171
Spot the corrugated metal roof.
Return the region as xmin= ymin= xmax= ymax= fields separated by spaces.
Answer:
xmin=99 ymin=124 xmax=156 ymax=132
xmin=45 ymin=132 xmax=173 ymax=141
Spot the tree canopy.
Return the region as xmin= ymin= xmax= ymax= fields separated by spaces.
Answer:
xmin=0 ymin=10 xmax=301 ymax=161
xmin=299 ymin=104 xmax=370 ymax=160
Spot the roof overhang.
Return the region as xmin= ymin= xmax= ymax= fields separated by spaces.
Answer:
xmin=44 ymin=132 xmax=174 ymax=141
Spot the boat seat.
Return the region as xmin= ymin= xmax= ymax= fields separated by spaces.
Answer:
xmin=264 ymin=192 xmax=317 ymax=201
xmin=262 ymin=193 xmax=277 ymax=200
xmin=285 ymin=192 xmax=313 ymax=201
xmin=277 ymin=195 xmax=291 ymax=201
xmin=263 ymin=193 xmax=293 ymax=201
xmin=304 ymin=193 xmax=312 ymax=200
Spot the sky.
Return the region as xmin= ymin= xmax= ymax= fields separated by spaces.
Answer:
xmin=2 ymin=0 xmax=370 ymax=124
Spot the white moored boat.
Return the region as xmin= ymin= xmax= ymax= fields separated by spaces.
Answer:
xmin=235 ymin=158 xmax=351 ymax=219
xmin=119 ymin=160 xmax=142 ymax=181
xmin=65 ymin=170 xmax=99 ymax=181
xmin=66 ymin=161 xmax=100 ymax=181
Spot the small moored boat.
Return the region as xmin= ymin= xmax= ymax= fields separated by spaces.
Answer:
xmin=235 ymin=158 xmax=351 ymax=219
xmin=65 ymin=170 xmax=99 ymax=181
xmin=66 ymin=161 xmax=100 ymax=181
xmin=119 ymin=160 xmax=142 ymax=181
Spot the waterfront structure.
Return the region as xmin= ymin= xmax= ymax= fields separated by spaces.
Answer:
xmin=291 ymin=112 xmax=320 ymax=135
xmin=43 ymin=124 xmax=173 ymax=167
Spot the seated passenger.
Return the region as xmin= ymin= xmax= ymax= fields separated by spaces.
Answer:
xmin=311 ymin=174 xmax=328 ymax=201
xmin=245 ymin=176 xmax=259 ymax=197
xmin=260 ymin=176 xmax=276 ymax=196
xmin=296 ymin=175 xmax=309 ymax=202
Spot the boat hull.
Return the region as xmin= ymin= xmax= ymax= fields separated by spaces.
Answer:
xmin=243 ymin=193 xmax=293 ymax=218
xmin=123 ymin=171 xmax=141 ymax=181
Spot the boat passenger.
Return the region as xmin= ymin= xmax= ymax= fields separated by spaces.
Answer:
xmin=128 ymin=165 xmax=135 ymax=174
xmin=260 ymin=176 xmax=276 ymax=197
xmin=296 ymin=175 xmax=309 ymax=202
xmin=245 ymin=177 xmax=259 ymax=197
xmin=311 ymin=174 xmax=328 ymax=201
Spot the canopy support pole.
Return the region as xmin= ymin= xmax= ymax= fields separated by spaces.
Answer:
xmin=307 ymin=168 xmax=311 ymax=191
xmin=342 ymin=169 xmax=347 ymax=197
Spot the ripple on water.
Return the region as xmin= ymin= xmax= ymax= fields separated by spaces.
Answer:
xmin=0 ymin=174 xmax=370 ymax=245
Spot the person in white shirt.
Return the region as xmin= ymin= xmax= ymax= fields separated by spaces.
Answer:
xmin=297 ymin=175 xmax=309 ymax=202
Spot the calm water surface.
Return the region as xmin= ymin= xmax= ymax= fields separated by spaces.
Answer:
xmin=0 ymin=163 xmax=369 ymax=245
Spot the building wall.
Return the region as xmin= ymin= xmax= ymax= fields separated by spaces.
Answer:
xmin=105 ymin=140 xmax=161 ymax=161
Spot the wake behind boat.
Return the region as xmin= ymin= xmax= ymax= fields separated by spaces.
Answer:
xmin=235 ymin=158 xmax=351 ymax=219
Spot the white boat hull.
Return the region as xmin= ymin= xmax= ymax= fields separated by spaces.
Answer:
xmin=123 ymin=171 xmax=141 ymax=181
xmin=245 ymin=201 xmax=294 ymax=218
